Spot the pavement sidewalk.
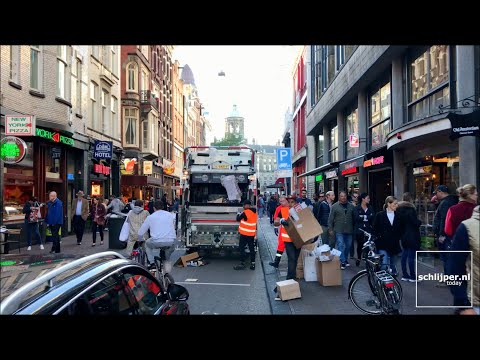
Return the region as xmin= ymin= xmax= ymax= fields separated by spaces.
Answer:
xmin=256 ymin=216 xmax=453 ymax=315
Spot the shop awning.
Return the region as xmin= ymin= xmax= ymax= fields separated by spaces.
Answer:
xmin=298 ymin=162 xmax=339 ymax=178
xmin=339 ymin=154 xmax=364 ymax=166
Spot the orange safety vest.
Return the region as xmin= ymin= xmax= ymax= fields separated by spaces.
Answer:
xmin=278 ymin=207 xmax=291 ymax=243
xmin=238 ymin=209 xmax=258 ymax=237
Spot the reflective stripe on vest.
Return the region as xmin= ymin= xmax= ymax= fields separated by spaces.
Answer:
xmin=239 ymin=209 xmax=258 ymax=236
xmin=279 ymin=207 xmax=291 ymax=242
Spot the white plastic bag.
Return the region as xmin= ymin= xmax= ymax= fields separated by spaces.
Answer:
xmin=119 ymin=212 xmax=131 ymax=242
xmin=303 ymin=253 xmax=317 ymax=282
xmin=330 ymin=248 xmax=342 ymax=257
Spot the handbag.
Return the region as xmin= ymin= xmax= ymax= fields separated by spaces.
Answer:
xmin=119 ymin=212 xmax=131 ymax=242
xmin=29 ymin=202 xmax=41 ymax=223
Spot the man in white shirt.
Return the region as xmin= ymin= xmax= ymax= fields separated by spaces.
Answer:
xmin=138 ymin=199 xmax=176 ymax=272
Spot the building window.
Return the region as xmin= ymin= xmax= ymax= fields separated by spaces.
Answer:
xmin=127 ymin=62 xmax=138 ymax=92
xmin=150 ymin=115 xmax=157 ymax=152
xmin=91 ymin=46 xmax=99 ymax=59
xmin=142 ymin=120 xmax=148 ymax=150
xmin=111 ymin=46 xmax=117 ymax=75
xmin=125 ymin=108 xmax=138 ymax=146
xmin=408 ymin=45 xmax=450 ymax=122
xmin=75 ymin=59 xmax=82 ymax=115
xmin=321 ymin=45 xmax=328 ymax=92
xmin=141 ymin=69 xmax=148 ymax=91
xmin=57 ymin=46 xmax=68 ymax=99
xmin=345 ymin=106 xmax=359 ymax=159
xmin=111 ymin=96 xmax=117 ymax=139
xmin=335 ymin=45 xmax=345 ymax=72
xmin=30 ymin=45 xmax=42 ymax=91
xmin=316 ymin=134 xmax=324 ymax=167
xmin=9 ymin=45 xmax=20 ymax=84
xmin=101 ymin=89 xmax=109 ymax=134
xmin=90 ymin=82 xmax=98 ymax=130
xmin=329 ymin=122 xmax=338 ymax=162
xmin=141 ymin=45 xmax=149 ymax=60
xmin=369 ymin=81 xmax=391 ymax=149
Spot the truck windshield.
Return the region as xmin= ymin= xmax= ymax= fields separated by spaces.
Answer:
xmin=189 ymin=182 xmax=250 ymax=205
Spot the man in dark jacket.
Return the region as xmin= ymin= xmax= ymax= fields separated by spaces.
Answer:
xmin=317 ymin=191 xmax=335 ymax=248
xmin=432 ymin=185 xmax=458 ymax=248
xmin=432 ymin=185 xmax=458 ymax=275
xmin=396 ymin=193 xmax=421 ymax=282
xmin=267 ymin=194 xmax=279 ymax=225
xmin=45 ymin=191 xmax=63 ymax=254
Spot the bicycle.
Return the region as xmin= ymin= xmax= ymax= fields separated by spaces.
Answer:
xmin=152 ymin=248 xmax=175 ymax=293
xmin=130 ymin=240 xmax=148 ymax=267
xmin=348 ymin=228 xmax=403 ymax=315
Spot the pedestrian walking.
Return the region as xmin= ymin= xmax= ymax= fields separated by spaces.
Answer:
xmin=45 ymin=191 xmax=63 ymax=254
xmin=317 ymin=191 xmax=335 ymax=248
xmin=327 ymin=190 xmax=355 ymax=269
xmin=125 ymin=199 xmax=150 ymax=256
xmin=107 ymin=195 xmax=125 ymax=214
xmin=91 ymin=196 xmax=107 ymax=246
xmin=71 ymin=190 xmax=89 ymax=245
xmin=257 ymin=194 xmax=265 ymax=218
xmin=396 ymin=192 xmax=421 ymax=282
xmin=446 ymin=205 xmax=479 ymax=314
xmin=444 ymin=184 xmax=478 ymax=239
xmin=234 ymin=200 xmax=258 ymax=270
xmin=352 ymin=193 xmax=375 ymax=266
xmin=267 ymin=194 xmax=279 ymax=225
xmin=22 ymin=196 xmax=44 ymax=251
xmin=432 ymin=184 xmax=458 ymax=276
xmin=372 ymin=196 xmax=402 ymax=276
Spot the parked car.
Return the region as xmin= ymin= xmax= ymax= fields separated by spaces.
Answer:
xmin=0 ymin=252 xmax=190 ymax=315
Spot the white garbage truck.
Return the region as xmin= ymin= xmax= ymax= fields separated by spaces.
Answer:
xmin=180 ymin=146 xmax=257 ymax=255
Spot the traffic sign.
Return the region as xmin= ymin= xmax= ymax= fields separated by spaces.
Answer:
xmin=276 ymin=148 xmax=292 ymax=170
xmin=5 ymin=115 xmax=35 ymax=136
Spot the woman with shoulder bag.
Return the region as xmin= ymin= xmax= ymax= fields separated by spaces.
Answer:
xmin=22 ymin=196 xmax=44 ymax=251
xmin=125 ymin=199 xmax=150 ymax=256
xmin=91 ymin=196 xmax=107 ymax=246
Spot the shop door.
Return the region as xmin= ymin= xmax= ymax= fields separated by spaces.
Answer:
xmin=368 ymin=169 xmax=392 ymax=214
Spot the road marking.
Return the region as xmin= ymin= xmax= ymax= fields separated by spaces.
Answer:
xmin=184 ymin=278 xmax=198 ymax=282
xmin=9 ymin=272 xmax=30 ymax=291
xmin=176 ymin=281 xmax=250 ymax=287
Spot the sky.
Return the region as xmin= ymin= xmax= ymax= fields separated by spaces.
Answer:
xmin=173 ymin=46 xmax=303 ymax=146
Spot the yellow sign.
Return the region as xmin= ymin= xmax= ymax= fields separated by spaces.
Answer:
xmin=163 ymin=159 xmax=175 ymax=175
xmin=212 ymin=164 xmax=230 ymax=169
xmin=143 ymin=161 xmax=153 ymax=175
xmin=91 ymin=184 xmax=101 ymax=196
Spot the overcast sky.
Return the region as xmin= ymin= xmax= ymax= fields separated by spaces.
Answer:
xmin=173 ymin=46 xmax=303 ymax=146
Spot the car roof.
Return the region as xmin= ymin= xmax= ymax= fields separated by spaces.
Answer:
xmin=0 ymin=252 xmax=133 ymax=315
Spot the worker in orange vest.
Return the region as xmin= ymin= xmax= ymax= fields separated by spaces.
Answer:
xmin=234 ymin=199 xmax=258 ymax=270
xmin=275 ymin=195 xmax=299 ymax=280
xmin=269 ymin=195 xmax=289 ymax=268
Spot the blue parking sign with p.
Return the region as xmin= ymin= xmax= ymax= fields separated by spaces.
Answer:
xmin=276 ymin=148 xmax=292 ymax=170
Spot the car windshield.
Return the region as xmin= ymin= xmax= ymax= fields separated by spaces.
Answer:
xmin=15 ymin=258 xmax=113 ymax=311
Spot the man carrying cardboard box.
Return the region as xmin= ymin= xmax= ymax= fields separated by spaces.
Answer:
xmin=269 ymin=195 xmax=289 ymax=268
xmin=274 ymin=195 xmax=301 ymax=280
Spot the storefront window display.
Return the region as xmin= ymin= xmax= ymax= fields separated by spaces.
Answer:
xmin=409 ymin=152 xmax=459 ymax=262
xmin=3 ymin=142 xmax=35 ymax=223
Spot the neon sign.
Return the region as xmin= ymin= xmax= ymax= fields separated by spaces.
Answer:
xmin=341 ymin=167 xmax=358 ymax=176
xmin=364 ymin=156 xmax=384 ymax=168
xmin=0 ymin=136 xmax=27 ymax=164
xmin=36 ymin=128 xmax=74 ymax=146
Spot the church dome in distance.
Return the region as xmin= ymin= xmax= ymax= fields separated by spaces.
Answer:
xmin=181 ymin=64 xmax=195 ymax=85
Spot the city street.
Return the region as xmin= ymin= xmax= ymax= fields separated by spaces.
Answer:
xmin=1 ymin=218 xmax=456 ymax=315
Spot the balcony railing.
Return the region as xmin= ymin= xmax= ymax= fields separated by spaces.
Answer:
xmin=140 ymin=90 xmax=159 ymax=111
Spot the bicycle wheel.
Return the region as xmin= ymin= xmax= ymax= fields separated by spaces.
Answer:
xmin=348 ymin=270 xmax=382 ymax=315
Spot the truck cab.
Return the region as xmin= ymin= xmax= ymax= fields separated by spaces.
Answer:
xmin=181 ymin=146 xmax=256 ymax=254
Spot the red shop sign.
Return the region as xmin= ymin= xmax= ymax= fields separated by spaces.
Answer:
xmin=94 ymin=164 xmax=111 ymax=176
xmin=341 ymin=167 xmax=358 ymax=176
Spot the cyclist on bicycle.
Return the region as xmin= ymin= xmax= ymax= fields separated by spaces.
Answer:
xmin=138 ymin=199 xmax=176 ymax=272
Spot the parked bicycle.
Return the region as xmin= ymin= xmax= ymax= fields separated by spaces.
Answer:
xmin=348 ymin=228 xmax=403 ymax=315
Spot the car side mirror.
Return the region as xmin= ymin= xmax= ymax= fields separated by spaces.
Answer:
xmin=167 ymin=284 xmax=189 ymax=301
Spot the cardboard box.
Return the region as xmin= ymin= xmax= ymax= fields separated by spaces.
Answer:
xmin=315 ymin=257 xmax=342 ymax=286
xmin=286 ymin=208 xmax=323 ymax=249
xmin=303 ymin=254 xmax=318 ymax=282
xmin=276 ymin=279 xmax=301 ymax=301
xmin=175 ymin=252 xmax=200 ymax=267
xmin=318 ymin=250 xmax=334 ymax=262
xmin=296 ymin=242 xmax=317 ymax=279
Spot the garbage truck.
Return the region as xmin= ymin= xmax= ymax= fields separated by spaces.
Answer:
xmin=180 ymin=146 xmax=257 ymax=255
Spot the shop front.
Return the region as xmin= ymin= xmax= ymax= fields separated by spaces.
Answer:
xmin=339 ymin=155 xmax=364 ymax=199
xmin=324 ymin=168 xmax=339 ymax=199
xmin=363 ymin=147 xmax=393 ymax=213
